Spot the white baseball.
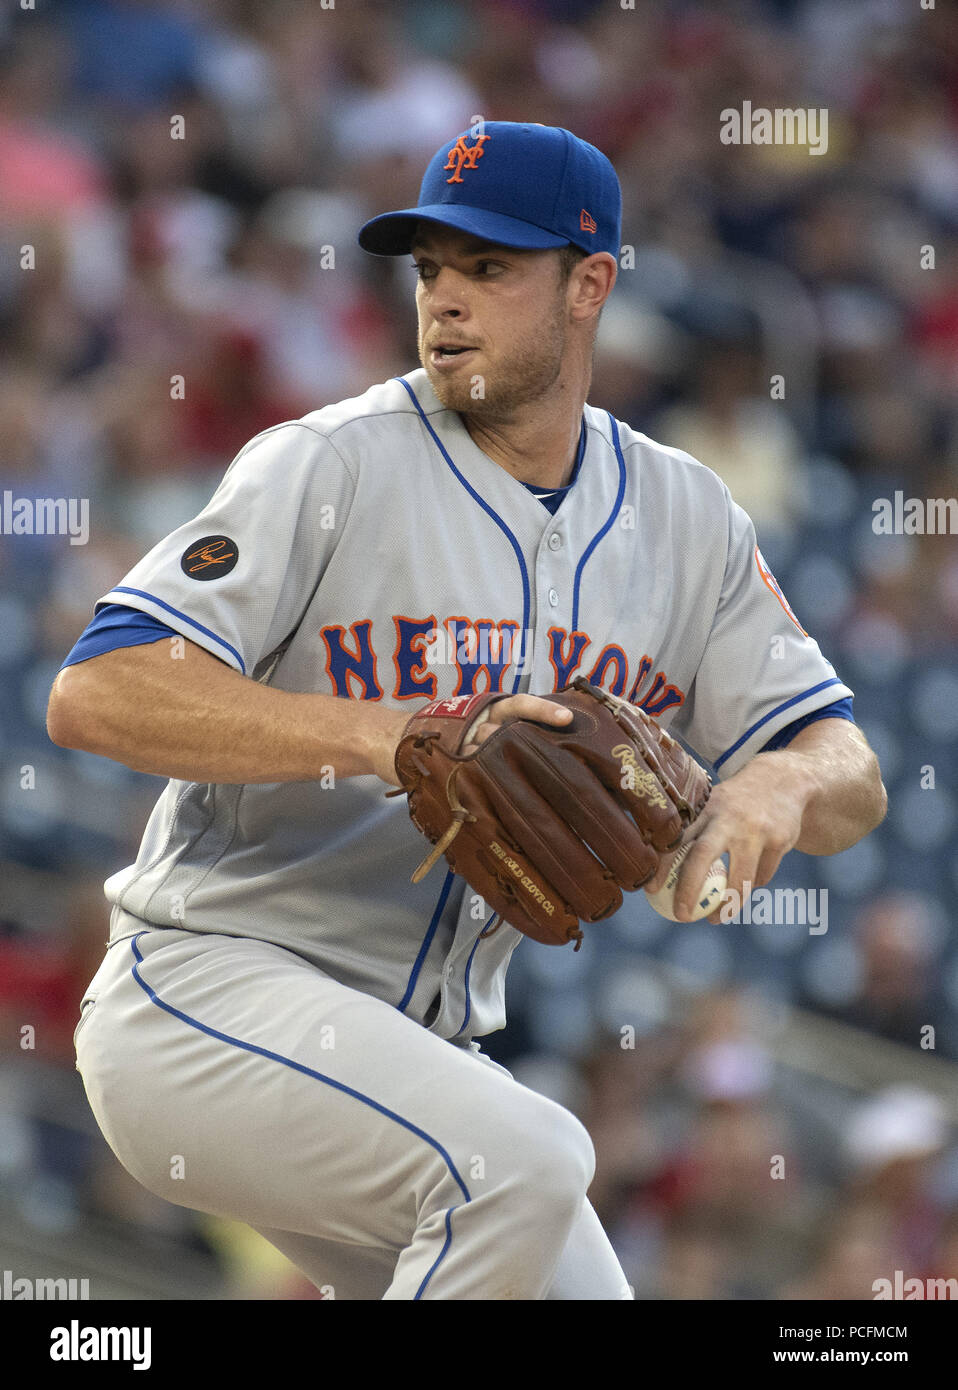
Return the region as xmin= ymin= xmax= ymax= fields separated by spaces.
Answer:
xmin=644 ymin=843 xmax=727 ymax=922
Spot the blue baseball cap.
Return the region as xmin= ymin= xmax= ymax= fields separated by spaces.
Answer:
xmin=357 ymin=122 xmax=621 ymax=260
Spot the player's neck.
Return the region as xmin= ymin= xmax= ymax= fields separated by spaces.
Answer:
xmin=461 ymin=393 xmax=585 ymax=490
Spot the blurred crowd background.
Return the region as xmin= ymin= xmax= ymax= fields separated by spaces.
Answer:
xmin=1 ymin=0 xmax=958 ymax=1300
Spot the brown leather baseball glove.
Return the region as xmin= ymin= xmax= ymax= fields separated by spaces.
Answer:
xmin=393 ymin=676 xmax=711 ymax=949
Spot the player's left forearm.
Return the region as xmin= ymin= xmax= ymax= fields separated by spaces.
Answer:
xmin=762 ymin=718 xmax=887 ymax=855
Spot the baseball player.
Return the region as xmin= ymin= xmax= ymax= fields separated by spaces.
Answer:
xmin=47 ymin=122 xmax=886 ymax=1301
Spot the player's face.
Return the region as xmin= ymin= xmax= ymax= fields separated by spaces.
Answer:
xmin=411 ymin=227 xmax=570 ymax=419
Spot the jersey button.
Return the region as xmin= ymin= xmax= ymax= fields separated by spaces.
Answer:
xmin=548 ymin=588 xmax=559 ymax=607
xmin=548 ymin=533 xmax=562 ymax=551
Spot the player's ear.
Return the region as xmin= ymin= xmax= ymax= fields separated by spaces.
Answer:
xmin=568 ymin=252 xmax=616 ymax=323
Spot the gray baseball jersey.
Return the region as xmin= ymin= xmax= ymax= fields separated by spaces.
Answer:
xmin=93 ymin=367 xmax=851 ymax=1043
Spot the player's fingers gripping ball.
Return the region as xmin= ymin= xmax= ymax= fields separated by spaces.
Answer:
xmin=643 ymin=841 xmax=729 ymax=922
xmin=392 ymin=676 xmax=712 ymax=949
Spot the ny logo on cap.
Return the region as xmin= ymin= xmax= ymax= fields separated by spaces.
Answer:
xmin=444 ymin=133 xmax=489 ymax=184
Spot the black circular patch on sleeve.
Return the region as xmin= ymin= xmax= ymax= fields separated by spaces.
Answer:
xmin=180 ymin=535 xmax=239 ymax=579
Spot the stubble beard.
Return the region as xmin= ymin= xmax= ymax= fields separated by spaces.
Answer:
xmin=420 ymin=303 xmax=567 ymax=423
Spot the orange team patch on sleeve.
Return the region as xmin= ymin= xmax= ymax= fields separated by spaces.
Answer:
xmin=755 ymin=546 xmax=807 ymax=636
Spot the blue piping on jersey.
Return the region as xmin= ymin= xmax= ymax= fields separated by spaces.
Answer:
xmin=453 ymin=911 xmax=503 ymax=1045
xmin=571 ymin=413 xmax=627 ymax=634
xmin=127 ymin=931 xmax=470 ymax=1300
xmin=418 ymin=1207 xmax=458 ymax=1298
xmin=393 ymin=377 xmax=530 ymax=699
xmin=397 ymin=869 xmax=456 ymax=1014
xmin=761 ymin=696 xmax=854 ymax=752
xmin=107 ymin=586 xmax=247 ymax=674
xmin=453 ymin=928 xmax=486 ymax=1040
xmin=714 ymin=678 xmax=845 ymax=771
xmin=454 ymin=913 xmax=503 ymax=1040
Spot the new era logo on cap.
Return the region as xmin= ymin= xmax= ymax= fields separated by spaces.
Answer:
xmin=358 ymin=122 xmax=621 ymax=260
